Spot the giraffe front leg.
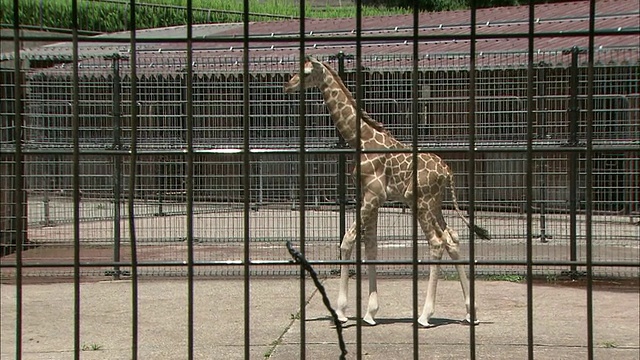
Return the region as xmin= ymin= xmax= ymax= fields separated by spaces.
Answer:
xmin=418 ymin=241 xmax=444 ymax=328
xmin=336 ymin=225 xmax=356 ymax=323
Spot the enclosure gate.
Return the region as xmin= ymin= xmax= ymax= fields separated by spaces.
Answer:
xmin=2 ymin=0 xmax=640 ymax=359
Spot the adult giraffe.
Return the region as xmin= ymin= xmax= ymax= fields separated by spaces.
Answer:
xmin=284 ymin=56 xmax=490 ymax=327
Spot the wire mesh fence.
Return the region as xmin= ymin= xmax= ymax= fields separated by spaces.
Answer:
xmin=2 ymin=49 xmax=638 ymax=279
xmin=1 ymin=1 xmax=640 ymax=359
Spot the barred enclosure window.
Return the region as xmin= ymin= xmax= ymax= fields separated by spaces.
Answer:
xmin=1 ymin=1 xmax=639 ymax=360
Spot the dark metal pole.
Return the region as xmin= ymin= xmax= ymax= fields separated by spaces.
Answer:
xmin=535 ymin=65 xmax=551 ymax=243
xmin=468 ymin=2 xmax=479 ymax=357
xmin=12 ymin=0 xmax=25 ymax=356
xmin=127 ymin=0 xmax=140 ymax=355
xmin=336 ymin=51 xmax=347 ymax=257
xmin=111 ymin=54 xmax=123 ymax=280
xmin=526 ymin=2 xmax=536 ymax=359
xmin=43 ymin=180 xmax=51 ymax=227
xmin=156 ymin=163 xmax=165 ymax=216
xmin=566 ymin=46 xmax=585 ymax=278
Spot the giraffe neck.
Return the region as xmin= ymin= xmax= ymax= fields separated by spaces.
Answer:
xmin=317 ymin=65 xmax=387 ymax=149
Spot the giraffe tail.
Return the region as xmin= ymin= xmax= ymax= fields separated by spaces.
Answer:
xmin=448 ymin=173 xmax=491 ymax=240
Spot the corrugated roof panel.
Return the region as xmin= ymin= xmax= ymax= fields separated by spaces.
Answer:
xmin=2 ymin=0 xmax=637 ymax=65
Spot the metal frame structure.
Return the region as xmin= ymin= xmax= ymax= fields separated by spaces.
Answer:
xmin=2 ymin=50 xmax=638 ymax=278
xmin=1 ymin=0 xmax=639 ymax=359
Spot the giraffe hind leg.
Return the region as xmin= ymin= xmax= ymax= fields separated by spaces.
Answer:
xmin=444 ymin=227 xmax=478 ymax=325
xmin=417 ymin=233 xmax=445 ymax=327
xmin=415 ymin=205 xmax=446 ymax=327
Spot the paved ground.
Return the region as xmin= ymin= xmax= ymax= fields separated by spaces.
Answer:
xmin=1 ymin=278 xmax=639 ymax=359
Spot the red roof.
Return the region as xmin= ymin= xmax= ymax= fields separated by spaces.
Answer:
xmin=5 ymin=0 xmax=638 ymax=68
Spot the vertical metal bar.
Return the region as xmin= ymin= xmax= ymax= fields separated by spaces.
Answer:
xmin=296 ymin=1 xmax=307 ymax=357
xmin=71 ymin=0 xmax=81 ymax=357
xmin=410 ymin=2 xmax=420 ymax=359
xmin=12 ymin=0 xmax=24 ymax=357
xmin=112 ymin=55 xmax=122 ymax=280
xmin=155 ymin=161 xmax=165 ymax=216
xmin=354 ymin=1 xmax=363 ymax=358
xmin=337 ymin=52 xmax=347 ymax=256
xmin=468 ymin=2 xmax=478 ymax=358
xmin=585 ymin=1 xmax=596 ymax=358
xmin=242 ymin=1 xmax=252 ymax=359
xmin=43 ymin=183 xmax=50 ymax=226
xmin=185 ymin=0 xmax=195 ymax=358
xmin=525 ymin=2 xmax=536 ymax=359
xmin=128 ymin=0 xmax=140 ymax=357
xmin=536 ymin=66 xmax=551 ymax=243
xmin=567 ymin=46 xmax=582 ymax=277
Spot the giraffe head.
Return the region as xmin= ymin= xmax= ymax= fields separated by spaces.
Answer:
xmin=283 ymin=56 xmax=326 ymax=93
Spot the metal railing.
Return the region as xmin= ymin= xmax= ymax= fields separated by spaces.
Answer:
xmin=1 ymin=1 xmax=639 ymax=359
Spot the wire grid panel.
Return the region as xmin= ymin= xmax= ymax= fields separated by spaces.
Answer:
xmin=2 ymin=50 xmax=640 ymax=279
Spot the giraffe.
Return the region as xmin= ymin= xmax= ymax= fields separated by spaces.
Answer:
xmin=284 ymin=56 xmax=490 ymax=327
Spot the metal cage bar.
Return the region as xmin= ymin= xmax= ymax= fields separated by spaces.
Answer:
xmin=1 ymin=0 xmax=639 ymax=359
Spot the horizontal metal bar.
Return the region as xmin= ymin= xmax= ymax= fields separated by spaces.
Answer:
xmin=2 ymin=259 xmax=639 ymax=268
xmin=6 ymin=143 xmax=639 ymax=156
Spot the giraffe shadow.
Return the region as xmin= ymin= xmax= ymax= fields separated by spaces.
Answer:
xmin=307 ymin=316 xmax=479 ymax=329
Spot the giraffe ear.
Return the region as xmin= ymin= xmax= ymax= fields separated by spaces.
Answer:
xmin=304 ymin=56 xmax=321 ymax=74
xmin=309 ymin=57 xmax=324 ymax=70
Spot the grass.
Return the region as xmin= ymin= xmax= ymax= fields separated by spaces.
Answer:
xmin=3 ymin=0 xmax=413 ymax=34
xmin=264 ymin=338 xmax=282 ymax=358
xmin=544 ymin=273 xmax=559 ymax=284
xmin=441 ymin=272 xmax=526 ymax=283
xmin=481 ymin=274 xmax=525 ymax=283
xmin=81 ymin=342 xmax=104 ymax=351
xmin=598 ymin=340 xmax=618 ymax=348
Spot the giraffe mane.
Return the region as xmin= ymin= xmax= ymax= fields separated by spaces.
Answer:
xmin=320 ymin=61 xmax=388 ymax=134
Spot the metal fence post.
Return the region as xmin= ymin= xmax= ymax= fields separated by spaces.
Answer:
xmin=336 ymin=51 xmax=347 ymax=258
xmin=43 ymin=180 xmax=51 ymax=227
xmin=535 ymin=64 xmax=551 ymax=243
xmin=108 ymin=54 xmax=123 ymax=279
xmin=565 ymin=46 xmax=586 ymax=278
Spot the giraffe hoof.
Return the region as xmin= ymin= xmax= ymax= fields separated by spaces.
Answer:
xmin=417 ymin=317 xmax=436 ymax=328
xmin=462 ymin=317 xmax=480 ymax=326
xmin=362 ymin=316 xmax=377 ymax=326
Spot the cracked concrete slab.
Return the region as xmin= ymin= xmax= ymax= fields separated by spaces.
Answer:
xmin=2 ymin=278 xmax=638 ymax=359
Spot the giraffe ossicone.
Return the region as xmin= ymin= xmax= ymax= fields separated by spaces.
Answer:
xmin=284 ymin=56 xmax=490 ymax=327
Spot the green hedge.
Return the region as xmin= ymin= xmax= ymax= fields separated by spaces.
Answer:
xmin=2 ymin=0 xmax=411 ymax=34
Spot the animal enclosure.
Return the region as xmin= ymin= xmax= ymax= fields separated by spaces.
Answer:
xmin=2 ymin=0 xmax=640 ymax=359
xmin=1 ymin=49 xmax=638 ymax=279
